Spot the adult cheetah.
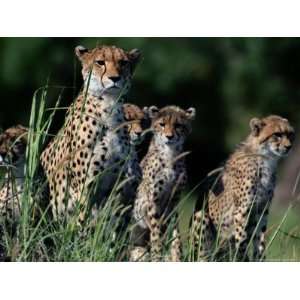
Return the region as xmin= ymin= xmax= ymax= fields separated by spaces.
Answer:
xmin=40 ymin=45 xmax=141 ymax=221
xmin=131 ymin=105 xmax=196 ymax=261
xmin=192 ymin=115 xmax=295 ymax=261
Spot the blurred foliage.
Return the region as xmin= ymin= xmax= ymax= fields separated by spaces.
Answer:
xmin=1 ymin=37 xmax=300 ymax=185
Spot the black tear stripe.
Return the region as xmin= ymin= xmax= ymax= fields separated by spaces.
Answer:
xmin=259 ymin=134 xmax=273 ymax=144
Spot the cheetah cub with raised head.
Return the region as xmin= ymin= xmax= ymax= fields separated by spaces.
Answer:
xmin=131 ymin=105 xmax=196 ymax=262
xmin=0 ymin=125 xmax=28 ymax=220
xmin=193 ymin=115 xmax=294 ymax=261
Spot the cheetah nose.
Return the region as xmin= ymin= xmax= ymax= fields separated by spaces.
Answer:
xmin=108 ymin=76 xmax=121 ymax=83
xmin=166 ymin=134 xmax=174 ymax=140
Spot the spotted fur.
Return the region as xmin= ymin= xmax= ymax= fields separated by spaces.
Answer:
xmin=193 ymin=115 xmax=295 ymax=261
xmin=121 ymin=103 xmax=150 ymax=206
xmin=40 ymin=45 xmax=141 ymax=221
xmin=0 ymin=125 xmax=28 ymax=220
xmin=123 ymin=103 xmax=150 ymax=146
xmin=131 ymin=105 xmax=196 ymax=261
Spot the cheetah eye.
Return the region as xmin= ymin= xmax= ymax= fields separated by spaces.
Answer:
xmin=273 ymin=132 xmax=282 ymax=138
xmin=159 ymin=122 xmax=165 ymax=128
xmin=95 ymin=60 xmax=105 ymax=66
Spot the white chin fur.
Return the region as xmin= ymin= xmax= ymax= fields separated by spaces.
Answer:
xmin=157 ymin=135 xmax=181 ymax=146
xmin=0 ymin=155 xmax=3 ymax=163
xmin=268 ymin=147 xmax=285 ymax=158
xmin=85 ymin=73 xmax=126 ymax=97
xmin=274 ymin=150 xmax=287 ymax=157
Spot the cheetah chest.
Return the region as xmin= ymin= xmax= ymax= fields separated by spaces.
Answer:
xmin=92 ymin=130 xmax=130 ymax=169
xmin=154 ymin=161 xmax=184 ymax=211
xmin=159 ymin=167 xmax=177 ymax=189
xmin=86 ymin=127 xmax=132 ymax=202
xmin=256 ymin=160 xmax=276 ymax=205
xmin=259 ymin=161 xmax=275 ymax=189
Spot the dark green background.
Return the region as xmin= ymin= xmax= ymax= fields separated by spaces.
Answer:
xmin=0 ymin=37 xmax=299 ymax=194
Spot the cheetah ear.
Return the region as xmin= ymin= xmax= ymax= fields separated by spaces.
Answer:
xmin=122 ymin=104 xmax=131 ymax=119
xmin=128 ymin=49 xmax=142 ymax=70
xmin=17 ymin=125 xmax=29 ymax=140
xmin=75 ymin=45 xmax=89 ymax=60
xmin=142 ymin=107 xmax=150 ymax=121
xmin=250 ymin=118 xmax=264 ymax=136
xmin=143 ymin=106 xmax=149 ymax=115
xmin=16 ymin=124 xmax=28 ymax=131
xmin=185 ymin=107 xmax=196 ymax=120
xmin=145 ymin=106 xmax=159 ymax=119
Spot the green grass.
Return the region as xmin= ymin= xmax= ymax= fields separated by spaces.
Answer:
xmin=0 ymin=85 xmax=300 ymax=262
xmin=265 ymin=207 xmax=300 ymax=261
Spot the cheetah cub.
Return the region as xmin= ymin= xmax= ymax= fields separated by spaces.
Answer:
xmin=193 ymin=115 xmax=294 ymax=261
xmin=0 ymin=125 xmax=28 ymax=220
xmin=112 ymin=103 xmax=150 ymax=231
xmin=131 ymin=105 xmax=196 ymax=262
xmin=123 ymin=103 xmax=150 ymax=146
xmin=121 ymin=103 xmax=150 ymax=205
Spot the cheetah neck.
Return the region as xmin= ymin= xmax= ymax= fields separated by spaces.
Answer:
xmin=78 ymin=92 xmax=125 ymax=128
xmin=150 ymin=137 xmax=183 ymax=162
xmin=232 ymin=140 xmax=279 ymax=171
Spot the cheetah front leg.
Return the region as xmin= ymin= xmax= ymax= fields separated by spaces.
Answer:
xmin=129 ymin=215 xmax=150 ymax=262
xmin=191 ymin=210 xmax=212 ymax=261
xmin=147 ymin=202 xmax=162 ymax=262
xmin=165 ymin=211 xmax=182 ymax=262
xmin=169 ymin=227 xmax=181 ymax=262
xmin=233 ymin=207 xmax=250 ymax=261
xmin=253 ymin=211 xmax=269 ymax=261
xmin=130 ymin=246 xmax=149 ymax=262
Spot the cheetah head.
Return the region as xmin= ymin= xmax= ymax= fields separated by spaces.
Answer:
xmin=146 ymin=105 xmax=196 ymax=146
xmin=123 ymin=103 xmax=150 ymax=145
xmin=249 ymin=115 xmax=295 ymax=158
xmin=75 ymin=45 xmax=141 ymax=98
xmin=0 ymin=125 xmax=28 ymax=166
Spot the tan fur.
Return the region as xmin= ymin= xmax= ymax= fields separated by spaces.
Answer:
xmin=0 ymin=125 xmax=28 ymax=220
xmin=76 ymin=45 xmax=140 ymax=79
xmin=115 ymin=103 xmax=151 ymax=229
xmin=193 ymin=115 xmax=295 ymax=261
xmin=0 ymin=125 xmax=27 ymax=157
xmin=40 ymin=45 xmax=141 ymax=221
xmin=123 ymin=103 xmax=149 ymax=144
xmin=75 ymin=45 xmax=141 ymax=98
xmin=130 ymin=105 xmax=195 ymax=262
